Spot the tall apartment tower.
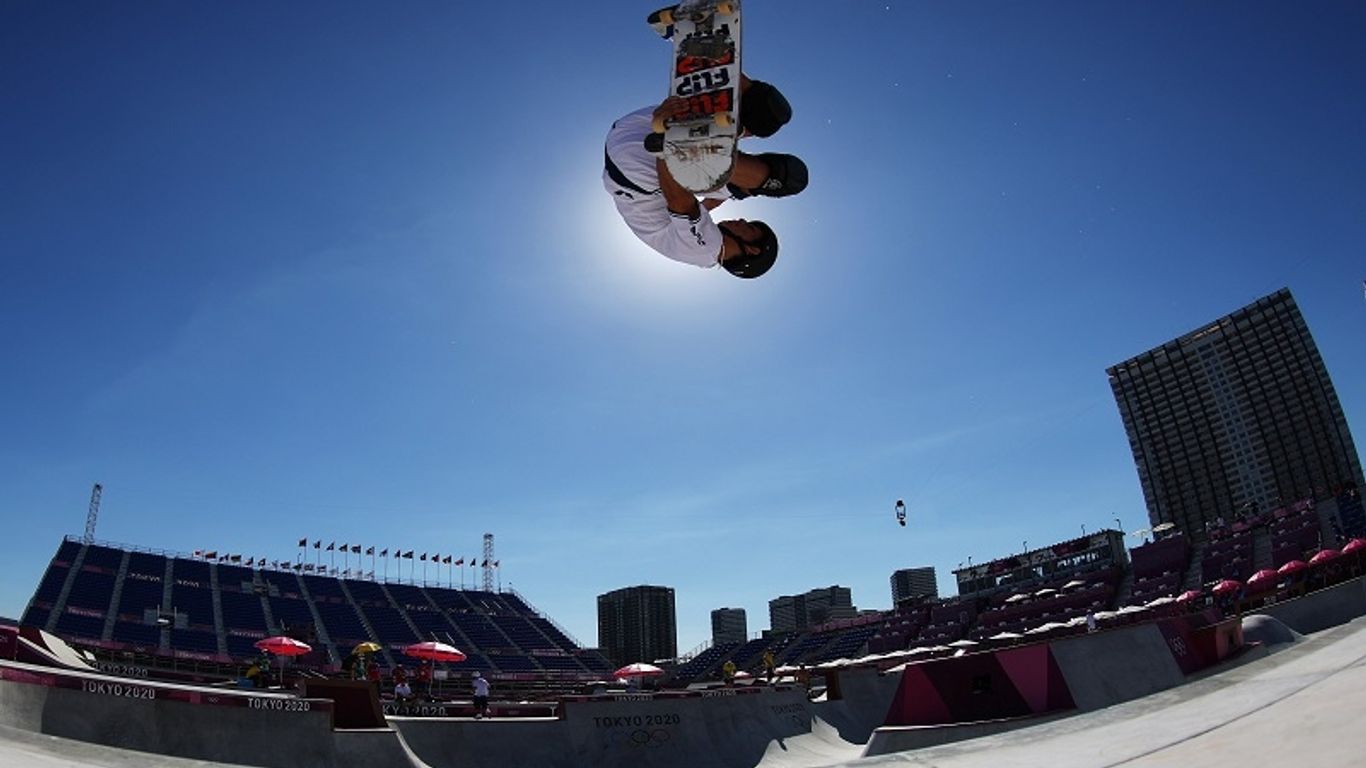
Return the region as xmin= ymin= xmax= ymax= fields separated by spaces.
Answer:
xmin=596 ymin=585 xmax=677 ymax=667
xmin=1107 ymin=288 xmax=1364 ymax=538
xmin=768 ymin=586 xmax=855 ymax=633
xmin=710 ymin=607 xmax=747 ymax=646
xmin=890 ymin=567 xmax=938 ymax=605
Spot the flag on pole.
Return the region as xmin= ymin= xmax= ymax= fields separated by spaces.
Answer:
xmin=366 ymin=546 xmax=375 ymax=555
xmin=298 ymin=538 xmax=307 ymax=547
xmin=326 ymin=542 xmax=335 ymax=551
xmin=351 ymin=545 xmax=361 ymax=554
xmin=313 ymin=540 xmax=321 ymax=549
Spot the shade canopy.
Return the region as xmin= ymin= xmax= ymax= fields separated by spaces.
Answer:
xmin=1309 ymin=549 xmax=1342 ymax=565
xmin=1342 ymin=538 xmax=1366 ymax=555
xmin=1277 ymin=560 xmax=1309 ymax=576
xmin=613 ymin=662 xmax=665 ymax=679
xmin=1211 ymin=579 xmax=1242 ymax=595
xmin=254 ymin=636 xmax=312 ymax=657
xmin=1176 ymin=589 xmax=1204 ymax=603
xmin=1246 ymin=569 xmax=1280 ymax=590
xmin=403 ymin=641 xmax=467 ymax=663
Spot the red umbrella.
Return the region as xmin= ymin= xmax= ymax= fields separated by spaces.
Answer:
xmin=613 ymin=662 xmax=665 ymax=679
xmin=254 ymin=636 xmax=312 ymax=656
xmin=1211 ymin=579 xmax=1242 ymax=595
xmin=403 ymin=641 xmax=467 ymax=662
xmin=1309 ymin=549 xmax=1341 ymax=565
xmin=1277 ymin=559 xmax=1308 ymax=576
xmin=1342 ymin=538 xmax=1366 ymax=555
xmin=1246 ymin=569 xmax=1279 ymax=591
xmin=1176 ymin=589 xmax=1204 ymax=603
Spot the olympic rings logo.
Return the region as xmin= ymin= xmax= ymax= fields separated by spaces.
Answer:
xmin=610 ymin=728 xmax=672 ymax=749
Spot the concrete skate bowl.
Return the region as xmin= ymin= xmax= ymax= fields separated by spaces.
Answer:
xmin=394 ymin=686 xmax=848 ymax=768
xmin=0 ymin=658 xmax=428 ymax=768
xmin=865 ymin=611 xmax=1245 ymax=756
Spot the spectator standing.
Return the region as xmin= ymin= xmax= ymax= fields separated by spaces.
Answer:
xmin=472 ymin=672 xmax=491 ymax=719
xmin=415 ymin=661 xmax=433 ymax=699
xmin=722 ymin=660 xmax=737 ymax=686
xmin=1086 ymin=610 xmax=1097 ymax=633
xmin=762 ymin=650 xmax=776 ymax=682
xmin=394 ymin=680 xmax=414 ymax=702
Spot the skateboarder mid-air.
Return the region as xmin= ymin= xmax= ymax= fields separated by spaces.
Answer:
xmin=603 ymin=75 xmax=808 ymax=278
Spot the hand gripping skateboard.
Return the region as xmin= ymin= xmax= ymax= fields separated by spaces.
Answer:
xmin=645 ymin=1 xmax=741 ymax=193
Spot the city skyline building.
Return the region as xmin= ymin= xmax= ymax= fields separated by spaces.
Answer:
xmin=596 ymin=585 xmax=676 ymax=667
xmin=1107 ymin=288 xmax=1364 ymax=538
xmin=710 ymin=607 xmax=747 ymax=646
xmin=768 ymin=585 xmax=855 ymax=633
xmin=890 ymin=566 xmax=938 ymax=606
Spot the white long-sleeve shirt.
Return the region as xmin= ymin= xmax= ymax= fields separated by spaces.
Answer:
xmin=603 ymin=106 xmax=730 ymax=269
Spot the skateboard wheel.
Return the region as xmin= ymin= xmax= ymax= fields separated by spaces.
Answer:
xmin=654 ymin=8 xmax=674 ymax=25
xmin=716 ymin=3 xmax=733 ymax=15
xmin=652 ymin=115 xmax=667 ymax=134
xmin=714 ymin=113 xmax=732 ymax=127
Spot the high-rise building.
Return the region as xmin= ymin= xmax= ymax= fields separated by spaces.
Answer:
xmin=596 ymin=585 xmax=676 ymax=667
xmin=890 ymin=567 xmax=938 ymax=605
xmin=1108 ymin=288 xmax=1364 ymax=538
xmin=768 ymin=586 xmax=854 ymax=633
xmin=710 ymin=607 xmax=747 ymax=646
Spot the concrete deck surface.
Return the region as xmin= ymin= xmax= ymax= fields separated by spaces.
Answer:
xmin=831 ymin=617 xmax=1366 ymax=767
xmin=3 ymin=616 xmax=1365 ymax=768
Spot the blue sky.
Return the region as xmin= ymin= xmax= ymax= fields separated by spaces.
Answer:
xmin=2 ymin=2 xmax=1363 ymax=653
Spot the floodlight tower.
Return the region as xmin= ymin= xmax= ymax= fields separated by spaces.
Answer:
xmin=482 ymin=533 xmax=495 ymax=591
xmin=84 ymin=483 xmax=103 ymax=544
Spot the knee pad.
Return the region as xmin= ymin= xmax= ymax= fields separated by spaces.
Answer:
xmin=741 ymin=80 xmax=792 ymax=138
xmin=752 ymin=153 xmax=808 ymax=198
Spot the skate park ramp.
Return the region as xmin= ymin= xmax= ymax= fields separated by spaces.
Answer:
xmin=3 ymin=613 xmax=1366 ymax=768
xmin=827 ymin=615 xmax=1366 ymax=767
xmin=1240 ymin=614 xmax=1302 ymax=650
xmin=0 ymin=658 xmax=431 ymax=768
xmin=391 ymin=683 xmax=890 ymax=768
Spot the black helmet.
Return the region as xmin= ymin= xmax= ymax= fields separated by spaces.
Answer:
xmin=740 ymin=81 xmax=791 ymax=138
xmin=720 ymin=221 xmax=778 ymax=279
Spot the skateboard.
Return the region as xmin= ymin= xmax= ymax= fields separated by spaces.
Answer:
xmin=645 ymin=0 xmax=741 ymax=193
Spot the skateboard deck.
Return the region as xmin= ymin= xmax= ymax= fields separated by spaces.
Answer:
xmin=646 ymin=0 xmax=741 ymax=193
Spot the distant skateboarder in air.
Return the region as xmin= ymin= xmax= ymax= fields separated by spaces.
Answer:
xmin=603 ymin=76 xmax=808 ymax=279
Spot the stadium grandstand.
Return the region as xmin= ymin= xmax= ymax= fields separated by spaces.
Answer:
xmin=19 ymin=487 xmax=1363 ymax=695
xmin=21 ymin=537 xmax=614 ymax=697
